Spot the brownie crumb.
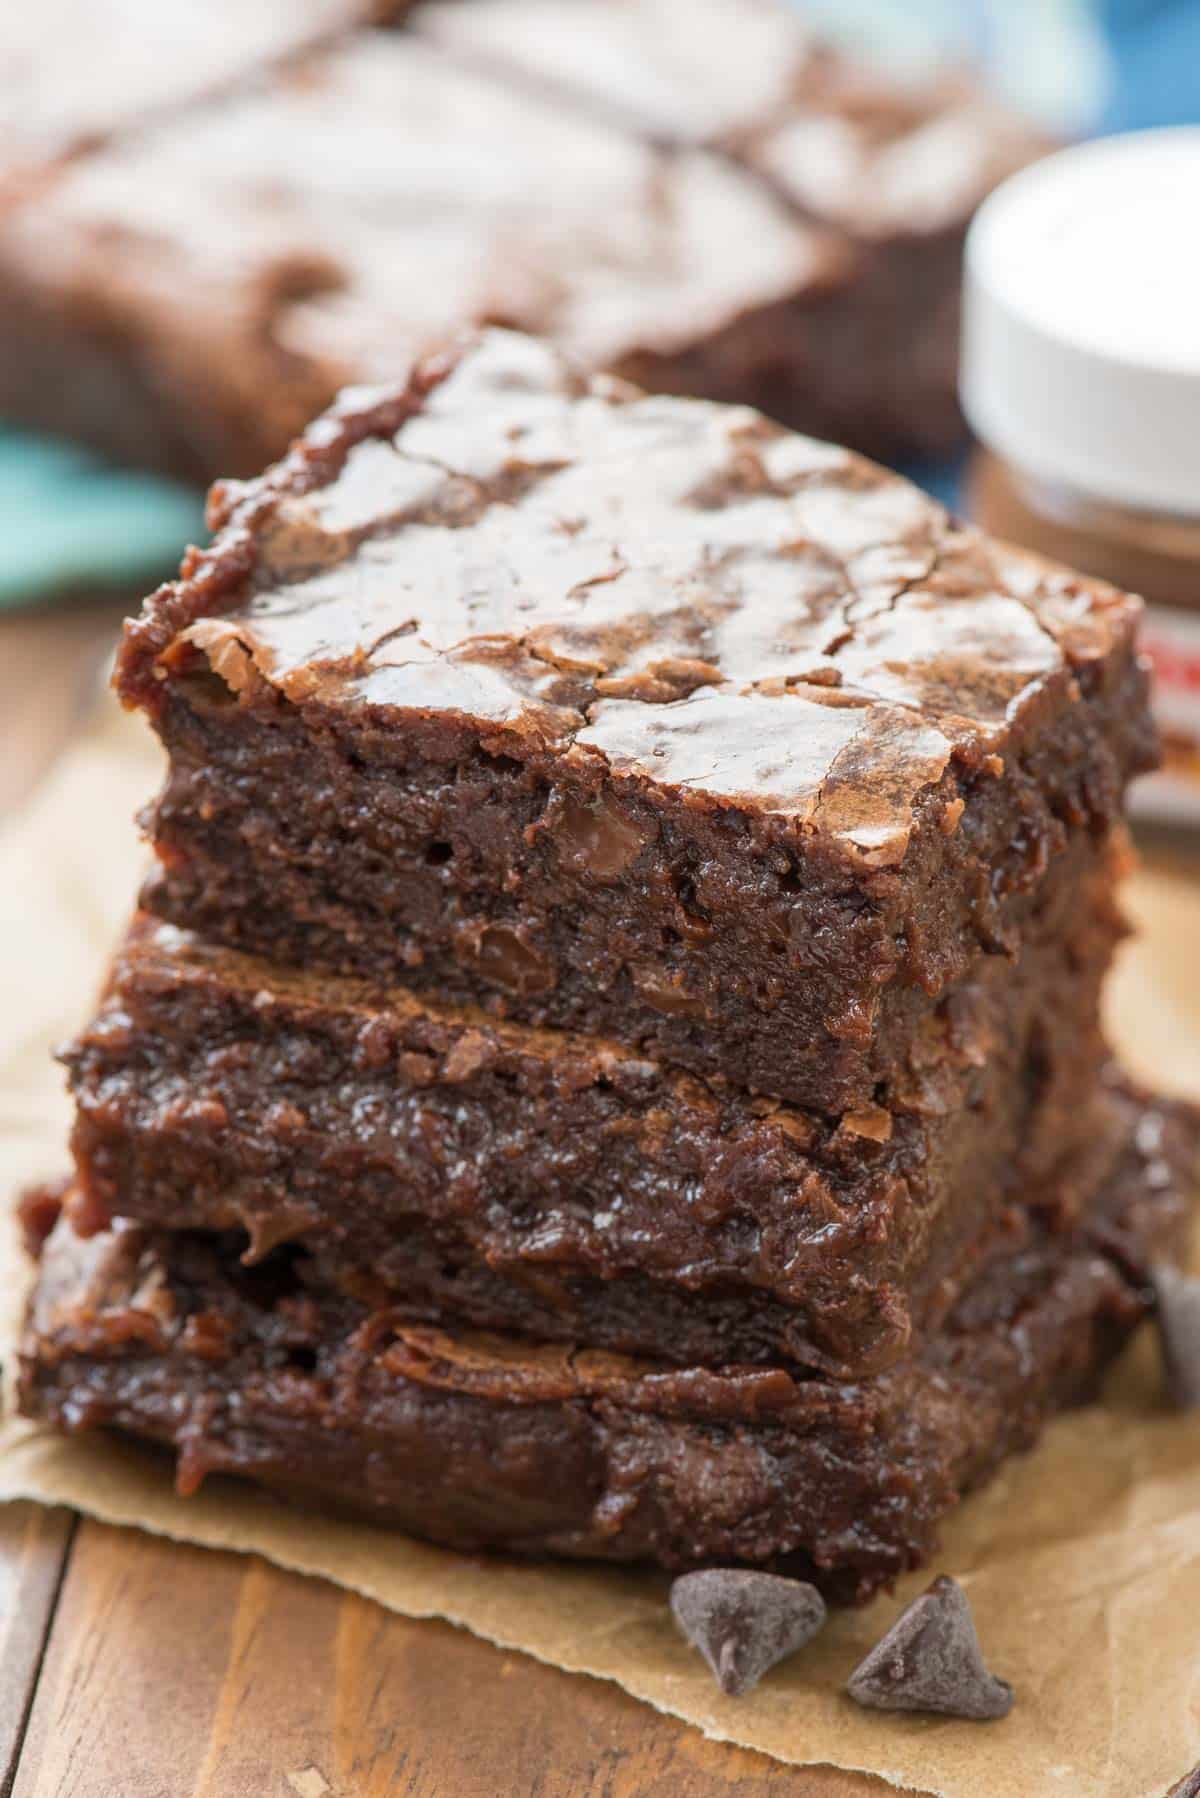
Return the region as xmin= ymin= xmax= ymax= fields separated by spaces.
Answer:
xmin=16 ymin=1178 xmax=69 ymax=1259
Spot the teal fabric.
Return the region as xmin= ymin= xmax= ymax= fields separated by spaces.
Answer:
xmin=0 ymin=427 xmax=205 ymax=612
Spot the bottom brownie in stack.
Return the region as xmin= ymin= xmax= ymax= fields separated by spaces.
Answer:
xmin=18 ymin=1082 xmax=1197 ymax=1603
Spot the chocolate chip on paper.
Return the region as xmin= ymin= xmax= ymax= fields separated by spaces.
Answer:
xmin=670 ymin=1569 xmax=826 ymax=1697
xmin=1152 ymin=1265 xmax=1200 ymax=1410
xmin=846 ymin=1575 xmax=1013 ymax=1721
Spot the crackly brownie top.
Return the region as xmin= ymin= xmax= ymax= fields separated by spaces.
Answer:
xmin=0 ymin=0 xmax=392 ymax=182
xmin=421 ymin=0 xmax=1044 ymax=239
xmin=1 ymin=33 xmax=829 ymax=377
xmin=420 ymin=0 xmax=817 ymax=145
xmin=118 ymin=329 xmax=1140 ymax=867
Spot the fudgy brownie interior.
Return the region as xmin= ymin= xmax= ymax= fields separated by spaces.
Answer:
xmin=66 ymin=852 xmax=1122 ymax=1376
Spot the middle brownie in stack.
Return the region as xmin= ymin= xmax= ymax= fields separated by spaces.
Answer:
xmin=66 ymin=868 xmax=1121 ymax=1379
xmin=21 ymin=328 xmax=1194 ymax=1601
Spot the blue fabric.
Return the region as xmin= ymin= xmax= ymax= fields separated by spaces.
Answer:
xmin=0 ymin=428 xmax=204 ymax=610
xmin=2 ymin=1 xmax=1197 ymax=609
xmin=1100 ymin=0 xmax=1200 ymax=131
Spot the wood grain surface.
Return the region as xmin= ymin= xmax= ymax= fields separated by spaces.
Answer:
xmin=0 ymin=600 xmax=130 ymax=816
xmin=0 ymin=1505 xmax=75 ymax=1796
xmin=11 ymin=1526 xmax=904 ymax=1798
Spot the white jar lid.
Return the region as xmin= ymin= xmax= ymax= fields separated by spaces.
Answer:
xmin=961 ymin=128 xmax=1200 ymax=518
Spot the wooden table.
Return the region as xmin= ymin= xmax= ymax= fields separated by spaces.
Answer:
xmin=3 ymin=598 xmax=1195 ymax=1798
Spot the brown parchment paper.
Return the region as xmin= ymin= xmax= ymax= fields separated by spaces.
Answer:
xmin=2 ymin=690 xmax=1199 ymax=1798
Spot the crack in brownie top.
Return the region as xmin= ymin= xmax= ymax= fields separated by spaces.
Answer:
xmin=421 ymin=0 xmax=821 ymax=149
xmin=421 ymin=0 xmax=1044 ymax=241
xmin=117 ymin=328 xmax=1141 ymax=865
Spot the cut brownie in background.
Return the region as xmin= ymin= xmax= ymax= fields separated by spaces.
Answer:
xmin=20 ymin=1085 xmax=1197 ymax=1600
xmin=0 ymin=11 xmax=1039 ymax=480
xmin=421 ymin=0 xmax=1045 ymax=455
xmin=421 ymin=0 xmax=1039 ymax=219
xmin=0 ymin=0 xmax=412 ymax=190
xmin=117 ymin=332 xmax=1155 ymax=1114
xmin=0 ymin=35 xmax=841 ymax=481
xmin=420 ymin=0 xmax=828 ymax=145
xmin=62 ymin=869 xmax=1120 ymax=1376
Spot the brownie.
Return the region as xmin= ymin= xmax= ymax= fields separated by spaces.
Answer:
xmin=116 ymin=330 xmax=1154 ymax=1114
xmin=420 ymin=0 xmax=829 ymax=146
xmin=422 ymin=0 xmax=1045 ymax=457
xmin=0 ymin=23 xmax=1023 ymax=483
xmin=19 ymin=1084 xmax=1197 ymax=1602
xmin=62 ymin=867 xmax=1120 ymax=1376
xmin=0 ymin=1 xmax=412 ymax=190
xmin=0 ymin=33 xmax=844 ymax=482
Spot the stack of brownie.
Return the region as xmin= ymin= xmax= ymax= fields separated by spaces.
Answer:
xmin=0 ymin=1 xmax=1043 ymax=482
xmin=19 ymin=330 xmax=1198 ymax=1602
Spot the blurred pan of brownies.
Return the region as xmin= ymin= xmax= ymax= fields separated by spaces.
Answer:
xmin=0 ymin=0 xmax=1045 ymax=482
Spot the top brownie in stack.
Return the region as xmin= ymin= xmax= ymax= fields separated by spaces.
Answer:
xmin=117 ymin=329 xmax=1152 ymax=1117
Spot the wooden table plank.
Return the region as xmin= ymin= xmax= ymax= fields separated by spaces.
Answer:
xmin=0 ymin=597 xmax=105 ymax=1792
xmin=0 ymin=599 xmax=129 ymax=817
xmin=13 ymin=1524 xmax=905 ymax=1798
xmin=0 ymin=596 xmax=118 ymax=1797
xmin=0 ymin=1505 xmax=75 ymax=1798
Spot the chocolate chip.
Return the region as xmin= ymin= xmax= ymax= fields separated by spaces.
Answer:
xmin=1152 ymin=1266 xmax=1200 ymax=1409
xmin=670 ymin=1569 xmax=826 ymax=1697
xmin=469 ymin=924 xmax=556 ymax=996
xmin=1170 ymin=1765 xmax=1200 ymax=1798
xmin=846 ymin=1576 xmax=1013 ymax=1721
